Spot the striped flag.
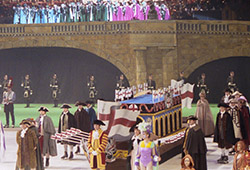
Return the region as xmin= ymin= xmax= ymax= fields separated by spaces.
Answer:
xmin=97 ymin=100 xmax=140 ymax=141
xmin=180 ymin=83 xmax=194 ymax=109
xmin=0 ymin=121 xmax=6 ymax=162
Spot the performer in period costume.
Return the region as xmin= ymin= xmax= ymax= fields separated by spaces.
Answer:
xmin=50 ymin=74 xmax=60 ymax=107
xmin=220 ymin=88 xmax=232 ymax=104
xmin=135 ymin=122 xmax=159 ymax=170
xmin=227 ymin=71 xmax=238 ymax=93
xmin=197 ymin=73 xmax=209 ymax=95
xmin=26 ymin=118 xmax=44 ymax=170
xmin=16 ymin=120 xmax=38 ymax=170
xmin=233 ymin=140 xmax=247 ymax=170
xmin=87 ymin=75 xmax=98 ymax=103
xmin=180 ymin=154 xmax=195 ymax=170
xmin=195 ymin=92 xmax=214 ymax=136
xmin=233 ymin=91 xmax=242 ymax=101
xmin=214 ymin=103 xmax=237 ymax=164
xmin=116 ymin=74 xmax=127 ymax=90
xmin=86 ymin=100 xmax=97 ymax=130
xmin=127 ymin=124 xmax=142 ymax=170
xmin=36 ymin=106 xmax=57 ymax=167
xmin=58 ymin=104 xmax=76 ymax=159
xmin=228 ymin=98 xmax=243 ymax=155
xmin=2 ymin=86 xmax=16 ymax=128
xmin=238 ymin=96 xmax=250 ymax=146
xmin=182 ymin=115 xmax=207 ymax=170
xmin=147 ymin=74 xmax=156 ymax=91
xmin=21 ymin=74 xmax=33 ymax=108
xmin=74 ymin=101 xmax=91 ymax=154
xmin=87 ymin=120 xmax=108 ymax=170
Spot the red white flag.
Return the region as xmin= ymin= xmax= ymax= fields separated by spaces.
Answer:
xmin=180 ymin=83 xmax=194 ymax=109
xmin=97 ymin=100 xmax=140 ymax=140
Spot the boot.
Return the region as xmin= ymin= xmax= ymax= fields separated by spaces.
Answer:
xmin=45 ymin=158 xmax=49 ymax=167
xmin=69 ymin=152 xmax=74 ymax=160
xmin=217 ymin=156 xmax=224 ymax=164
xmin=61 ymin=151 xmax=68 ymax=159
xmin=75 ymin=146 xmax=80 ymax=154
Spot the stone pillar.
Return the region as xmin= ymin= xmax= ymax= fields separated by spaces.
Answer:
xmin=160 ymin=47 xmax=177 ymax=87
xmin=134 ymin=47 xmax=147 ymax=85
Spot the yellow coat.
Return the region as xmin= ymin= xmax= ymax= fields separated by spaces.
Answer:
xmin=88 ymin=129 xmax=108 ymax=169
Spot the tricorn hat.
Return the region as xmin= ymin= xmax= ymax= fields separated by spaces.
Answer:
xmin=187 ymin=115 xmax=198 ymax=121
xmin=93 ymin=120 xmax=105 ymax=126
xmin=217 ymin=103 xmax=229 ymax=108
xmin=75 ymin=101 xmax=87 ymax=106
xmin=20 ymin=119 xmax=31 ymax=126
xmin=38 ymin=106 xmax=49 ymax=112
xmin=129 ymin=118 xmax=143 ymax=132
xmin=85 ymin=100 xmax=94 ymax=105
xmin=60 ymin=103 xmax=72 ymax=109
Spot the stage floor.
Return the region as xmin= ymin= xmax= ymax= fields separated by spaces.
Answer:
xmin=0 ymin=129 xmax=233 ymax=170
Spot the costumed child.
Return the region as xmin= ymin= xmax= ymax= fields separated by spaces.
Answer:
xmin=135 ymin=121 xmax=160 ymax=170
xmin=214 ymin=103 xmax=237 ymax=164
xmin=233 ymin=140 xmax=247 ymax=170
xmin=127 ymin=123 xmax=142 ymax=170
xmin=16 ymin=120 xmax=38 ymax=170
xmin=180 ymin=154 xmax=195 ymax=170
xmin=87 ymin=119 xmax=108 ymax=170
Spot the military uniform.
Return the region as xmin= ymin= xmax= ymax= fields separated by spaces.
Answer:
xmin=87 ymin=78 xmax=97 ymax=103
xmin=50 ymin=76 xmax=60 ymax=107
xmin=197 ymin=78 xmax=209 ymax=94
xmin=21 ymin=76 xmax=32 ymax=108
xmin=147 ymin=79 xmax=156 ymax=91
xmin=227 ymin=75 xmax=237 ymax=93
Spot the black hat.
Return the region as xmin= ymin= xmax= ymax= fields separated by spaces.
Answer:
xmin=38 ymin=106 xmax=49 ymax=112
xmin=93 ymin=120 xmax=105 ymax=126
xmin=224 ymin=88 xmax=232 ymax=93
xmin=75 ymin=101 xmax=87 ymax=106
xmin=217 ymin=103 xmax=229 ymax=108
xmin=86 ymin=100 xmax=94 ymax=105
xmin=26 ymin=118 xmax=35 ymax=123
xmin=60 ymin=103 xmax=72 ymax=109
xmin=20 ymin=119 xmax=31 ymax=126
xmin=129 ymin=118 xmax=143 ymax=132
xmin=187 ymin=115 xmax=198 ymax=121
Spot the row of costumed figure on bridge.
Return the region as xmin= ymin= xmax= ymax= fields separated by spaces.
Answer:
xmin=12 ymin=0 xmax=170 ymax=24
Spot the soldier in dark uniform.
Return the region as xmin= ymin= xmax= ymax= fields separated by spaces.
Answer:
xmin=227 ymin=71 xmax=238 ymax=93
xmin=197 ymin=73 xmax=209 ymax=95
xmin=58 ymin=104 xmax=76 ymax=160
xmin=21 ymin=74 xmax=32 ymax=108
xmin=147 ymin=74 xmax=156 ymax=91
xmin=87 ymin=75 xmax=97 ymax=103
xmin=182 ymin=115 xmax=207 ymax=170
xmin=1 ymin=74 xmax=9 ymax=92
xmin=74 ymin=101 xmax=91 ymax=154
xmin=50 ymin=74 xmax=60 ymax=107
xmin=116 ymin=74 xmax=127 ymax=90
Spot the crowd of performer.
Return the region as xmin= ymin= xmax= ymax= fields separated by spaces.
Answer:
xmin=0 ymin=0 xmax=228 ymax=24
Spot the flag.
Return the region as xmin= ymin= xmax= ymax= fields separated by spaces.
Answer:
xmin=132 ymin=86 xmax=137 ymax=95
xmin=180 ymin=83 xmax=194 ymax=109
xmin=171 ymin=79 xmax=184 ymax=95
xmin=152 ymin=90 xmax=158 ymax=103
xmin=143 ymin=83 xmax=148 ymax=91
xmin=115 ymin=89 xmax=119 ymax=101
xmin=138 ymin=84 xmax=143 ymax=93
xmin=0 ymin=121 xmax=6 ymax=162
xmin=97 ymin=100 xmax=140 ymax=141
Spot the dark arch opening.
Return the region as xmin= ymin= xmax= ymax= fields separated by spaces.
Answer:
xmin=165 ymin=116 xmax=168 ymax=135
xmin=160 ymin=117 xmax=163 ymax=137
xmin=155 ymin=119 xmax=159 ymax=136
xmin=0 ymin=47 xmax=129 ymax=103
xmin=187 ymin=56 xmax=250 ymax=103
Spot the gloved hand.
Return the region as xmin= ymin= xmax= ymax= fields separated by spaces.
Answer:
xmin=92 ymin=151 xmax=97 ymax=156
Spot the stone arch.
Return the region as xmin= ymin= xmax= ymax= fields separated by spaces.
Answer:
xmin=0 ymin=41 xmax=133 ymax=86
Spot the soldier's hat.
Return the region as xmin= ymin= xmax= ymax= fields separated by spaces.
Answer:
xmin=86 ymin=100 xmax=94 ymax=105
xmin=60 ymin=103 xmax=72 ymax=109
xmin=217 ymin=103 xmax=229 ymax=108
xmin=38 ymin=106 xmax=49 ymax=112
xmin=224 ymin=88 xmax=232 ymax=93
xmin=75 ymin=101 xmax=87 ymax=106
xmin=20 ymin=119 xmax=31 ymax=126
xmin=93 ymin=120 xmax=105 ymax=126
xmin=187 ymin=115 xmax=198 ymax=121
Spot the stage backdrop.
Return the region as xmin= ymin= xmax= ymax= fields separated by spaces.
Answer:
xmin=188 ymin=56 xmax=250 ymax=103
xmin=0 ymin=47 xmax=129 ymax=103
